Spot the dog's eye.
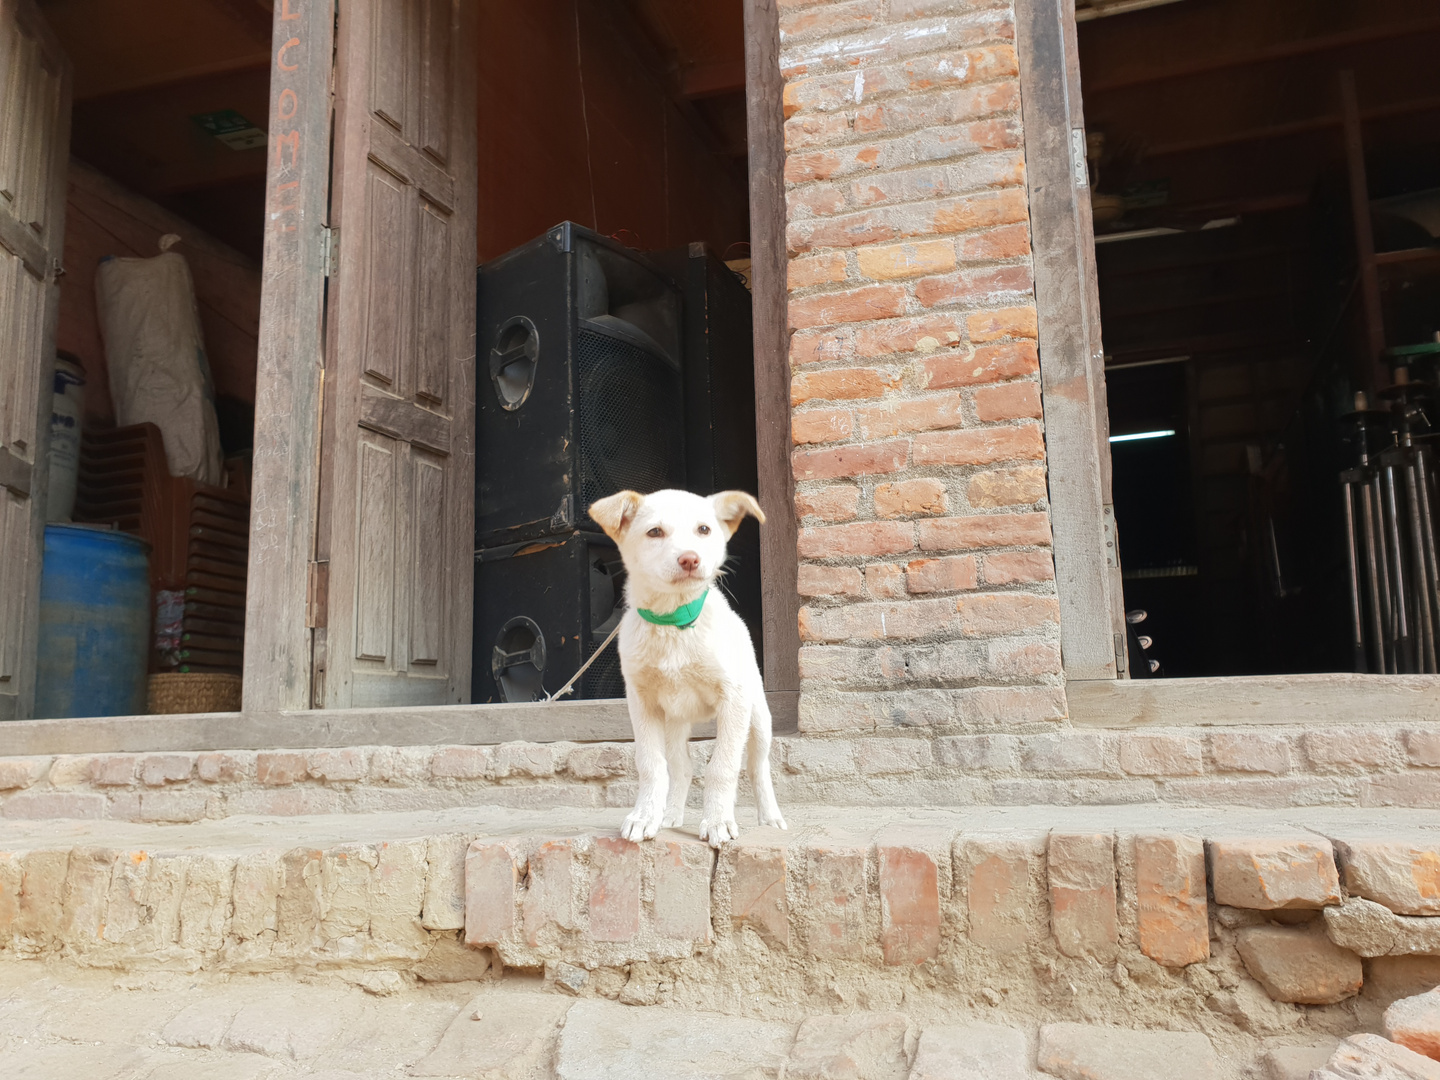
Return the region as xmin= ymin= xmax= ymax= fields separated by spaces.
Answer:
xmin=697 ymin=524 xmax=711 ymax=535
xmin=646 ymin=527 xmax=664 ymax=538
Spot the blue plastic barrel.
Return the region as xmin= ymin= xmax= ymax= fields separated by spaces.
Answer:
xmin=34 ymin=524 xmax=151 ymax=719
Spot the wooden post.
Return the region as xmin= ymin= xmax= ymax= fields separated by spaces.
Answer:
xmin=242 ymin=0 xmax=335 ymax=713
xmin=1340 ymin=70 xmax=1387 ymax=396
xmin=1015 ymin=0 xmax=1125 ymax=681
xmin=743 ymin=0 xmax=801 ymax=693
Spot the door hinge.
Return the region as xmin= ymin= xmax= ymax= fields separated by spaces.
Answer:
xmin=1114 ymin=632 xmax=1127 ymax=675
xmin=1102 ymin=504 xmax=1119 ymax=568
xmin=322 ymin=227 xmax=339 ymax=278
xmin=1071 ymin=127 xmax=1089 ymax=189
xmin=307 ymin=560 xmax=330 ymax=628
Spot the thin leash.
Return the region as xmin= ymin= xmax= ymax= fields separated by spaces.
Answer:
xmin=543 ymin=620 xmax=622 ymax=702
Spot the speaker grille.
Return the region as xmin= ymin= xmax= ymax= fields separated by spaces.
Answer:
xmin=581 ymin=639 xmax=626 ymax=699
xmin=576 ymin=328 xmax=684 ymax=517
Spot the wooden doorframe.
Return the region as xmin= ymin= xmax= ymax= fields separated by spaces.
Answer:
xmin=241 ymin=0 xmax=335 ymax=713
xmin=241 ymin=0 xmax=802 ymax=713
xmin=1015 ymin=0 xmax=1128 ymax=682
xmin=0 ymin=0 xmax=73 ymax=722
xmin=743 ymin=0 xmax=801 ymax=695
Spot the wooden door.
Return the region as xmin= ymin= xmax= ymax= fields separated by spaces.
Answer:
xmin=313 ymin=0 xmax=477 ymax=708
xmin=0 ymin=0 xmax=70 ymax=721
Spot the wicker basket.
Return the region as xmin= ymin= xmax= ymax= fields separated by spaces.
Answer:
xmin=147 ymin=673 xmax=242 ymax=714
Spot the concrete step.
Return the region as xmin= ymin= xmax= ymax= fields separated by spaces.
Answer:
xmin=4 ymin=720 xmax=1440 ymax=825
xmin=4 ymin=803 xmax=1440 ymax=1035
xmin=3 ymin=957 xmax=1439 ymax=1080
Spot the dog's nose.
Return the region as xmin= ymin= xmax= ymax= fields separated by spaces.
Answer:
xmin=678 ymin=551 xmax=700 ymax=573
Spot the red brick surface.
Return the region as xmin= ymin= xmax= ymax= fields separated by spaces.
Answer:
xmin=781 ymin=0 xmax=1060 ymax=725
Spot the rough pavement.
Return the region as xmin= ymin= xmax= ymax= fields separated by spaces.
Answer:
xmin=2 ymin=959 xmax=1434 ymax=1079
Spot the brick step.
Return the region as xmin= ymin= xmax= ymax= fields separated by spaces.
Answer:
xmin=3 ymin=721 xmax=1440 ymax=825
xmin=4 ymin=803 xmax=1440 ymax=1027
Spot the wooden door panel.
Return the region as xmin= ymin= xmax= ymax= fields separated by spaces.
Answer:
xmin=415 ymin=201 xmax=449 ymax=402
xmin=0 ymin=487 xmax=28 ymax=681
xmin=370 ymin=0 xmax=411 ymax=133
xmin=320 ymin=0 xmax=474 ymax=708
xmin=0 ymin=0 xmax=70 ymax=720
xmin=408 ymin=450 xmax=445 ymax=666
xmin=418 ymin=0 xmax=452 ymax=164
xmin=355 ymin=435 xmax=398 ymax=663
xmin=362 ymin=164 xmax=412 ymax=387
xmin=0 ymin=28 xmax=37 ymax=203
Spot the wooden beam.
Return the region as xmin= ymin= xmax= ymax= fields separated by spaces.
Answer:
xmin=1016 ymin=0 xmax=1124 ymax=682
xmin=1068 ymin=672 xmax=1440 ymax=727
xmin=1340 ymin=70 xmax=1387 ymax=397
xmin=207 ymin=0 xmax=276 ymax=44
xmin=683 ymin=58 xmax=747 ymax=98
xmin=603 ymin=0 xmax=748 ymax=172
xmin=72 ymin=55 xmax=272 ymax=103
xmin=242 ymin=0 xmax=334 ymax=712
xmin=743 ymin=0 xmax=800 ymax=693
xmin=1083 ymin=16 xmax=1440 ymax=95
xmin=0 ymin=691 xmax=803 ymax=754
xmin=1145 ymin=95 xmax=1440 ymax=160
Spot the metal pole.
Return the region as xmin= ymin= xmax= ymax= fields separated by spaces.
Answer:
xmin=1413 ymin=444 xmax=1440 ymax=669
xmin=1341 ymin=477 xmax=1367 ymax=671
xmin=1369 ymin=473 xmax=1394 ymax=672
xmin=1384 ymin=462 xmax=1414 ymax=672
xmin=1359 ymin=481 xmax=1387 ymax=672
xmin=1403 ymin=454 xmax=1436 ymax=672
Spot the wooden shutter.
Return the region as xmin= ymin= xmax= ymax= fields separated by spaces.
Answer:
xmin=0 ymin=0 xmax=70 ymax=721
xmin=314 ymin=0 xmax=476 ymax=707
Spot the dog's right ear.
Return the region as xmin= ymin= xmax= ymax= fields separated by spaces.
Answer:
xmin=589 ymin=490 xmax=644 ymax=541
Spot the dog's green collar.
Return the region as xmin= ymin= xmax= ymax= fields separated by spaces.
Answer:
xmin=637 ymin=590 xmax=708 ymax=628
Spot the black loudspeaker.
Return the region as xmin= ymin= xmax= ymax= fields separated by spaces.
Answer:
xmin=475 ymin=222 xmax=686 ymax=547
xmin=473 ymin=532 xmax=627 ymax=703
xmin=652 ymin=243 xmax=763 ymax=665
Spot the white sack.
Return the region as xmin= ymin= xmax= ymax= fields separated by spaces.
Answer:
xmin=95 ymin=248 xmax=223 ymax=484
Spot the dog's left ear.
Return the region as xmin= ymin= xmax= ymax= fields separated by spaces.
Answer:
xmin=711 ymin=490 xmax=765 ymax=537
xmin=590 ymin=490 xmax=644 ymax=541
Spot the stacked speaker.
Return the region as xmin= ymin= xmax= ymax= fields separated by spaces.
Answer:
xmin=473 ymin=223 xmax=759 ymax=702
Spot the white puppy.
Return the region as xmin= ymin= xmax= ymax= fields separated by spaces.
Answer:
xmin=589 ymin=488 xmax=787 ymax=847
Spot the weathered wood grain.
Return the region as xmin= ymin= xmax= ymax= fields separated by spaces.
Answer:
xmin=242 ymin=0 xmax=336 ymax=712
xmin=317 ymin=0 xmax=475 ymax=709
xmin=1069 ymin=672 xmax=1440 ymax=727
xmin=0 ymin=0 xmax=70 ymax=721
xmin=1015 ymin=0 xmax=1123 ymax=682
xmin=743 ymin=0 xmax=800 ymax=693
xmin=1 ymin=691 xmax=803 ymax=753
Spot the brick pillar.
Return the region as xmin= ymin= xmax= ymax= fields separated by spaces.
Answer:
xmin=780 ymin=0 xmax=1066 ymax=733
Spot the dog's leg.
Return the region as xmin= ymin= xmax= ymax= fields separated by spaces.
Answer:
xmin=698 ymin=695 xmax=749 ymax=847
xmin=748 ymin=697 xmax=787 ymax=830
xmin=621 ymin=691 xmax=668 ymax=842
xmin=661 ymin=722 xmax=693 ymax=828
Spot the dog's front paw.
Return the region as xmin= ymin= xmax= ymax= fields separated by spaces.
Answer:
xmin=661 ymin=808 xmax=685 ymax=828
xmin=698 ymin=816 xmax=739 ymax=848
xmin=759 ymin=810 xmax=788 ymax=831
xmin=620 ymin=809 xmax=662 ymax=842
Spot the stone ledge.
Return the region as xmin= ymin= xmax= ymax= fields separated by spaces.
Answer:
xmin=6 ymin=722 xmax=1440 ymax=822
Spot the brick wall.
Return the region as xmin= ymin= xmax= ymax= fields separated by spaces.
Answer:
xmin=778 ymin=0 xmax=1064 ymax=733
